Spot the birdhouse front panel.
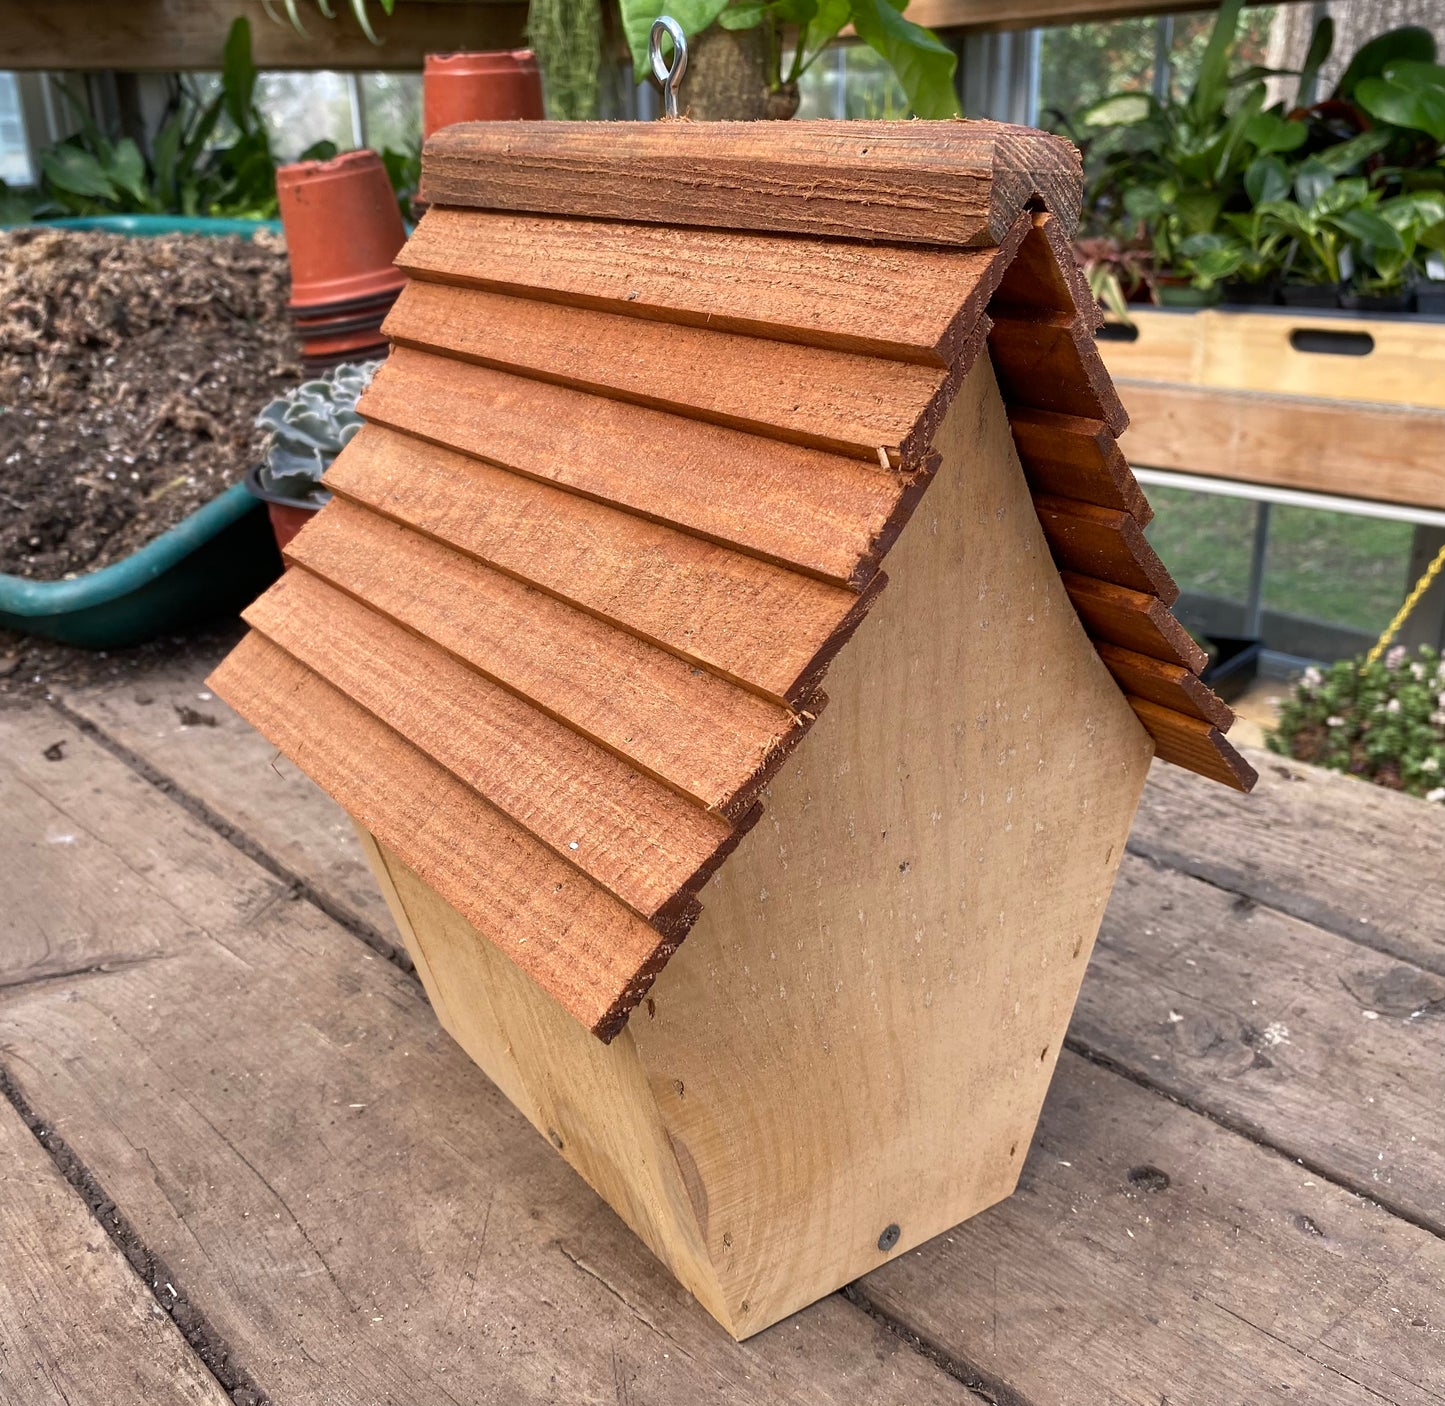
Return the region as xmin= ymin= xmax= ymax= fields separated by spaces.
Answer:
xmin=210 ymin=119 xmax=1254 ymax=1338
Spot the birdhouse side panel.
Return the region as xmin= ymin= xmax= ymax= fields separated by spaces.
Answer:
xmin=626 ymin=355 xmax=1155 ymax=1338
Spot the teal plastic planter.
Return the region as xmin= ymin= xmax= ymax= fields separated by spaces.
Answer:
xmin=0 ymin=483 xmax=281 ymax=648
xmin=0 ymin=215 xmax=285 ymax=647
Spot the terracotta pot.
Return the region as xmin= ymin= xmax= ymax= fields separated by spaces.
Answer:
xmin=245 ymin=465 xmax=322 ymax=556
xmin=423 ymin=50 xmax=544 ymax=136
xmin=277 ymin=150 xmax=407 ymax=309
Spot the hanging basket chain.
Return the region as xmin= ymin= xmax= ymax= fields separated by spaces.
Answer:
xmin=1365 ymin=540 xmax=1445 ymax=667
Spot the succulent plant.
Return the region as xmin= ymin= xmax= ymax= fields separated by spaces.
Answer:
xmin=255 ymin=360 xmax=379 ymax=504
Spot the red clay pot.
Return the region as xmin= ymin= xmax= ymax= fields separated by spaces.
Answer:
xmin=423 ymin=50 xmax=545 ymax=137
xmin=277 ymin=150 xmax=407 ymax=310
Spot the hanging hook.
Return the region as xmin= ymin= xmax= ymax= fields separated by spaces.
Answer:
xmin=649 ymin=16 xmax=688 ymax=119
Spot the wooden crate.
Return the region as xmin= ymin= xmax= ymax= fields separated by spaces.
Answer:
xmin=1097 ymin=307 xmax=1445 ymax=510
xmin=211 ymin=120 xmax=1252 ymax=1338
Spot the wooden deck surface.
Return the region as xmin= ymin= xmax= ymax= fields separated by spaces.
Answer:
xmin=2 ymin=652 xmax=1443 ymax=1405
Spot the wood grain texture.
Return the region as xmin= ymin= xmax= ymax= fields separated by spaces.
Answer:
xmin=1134 ymin=746 xmax=1445 ymax=975
xmin=360 ymin=347 xmax=917 ymax=587
xmin=281 ymin=500 xmax=811 ymax=817
xmin=1115 ymin=380 xmax=1445 ymax=511
xmin=1007 ymin=404 xmax=1151 ymax=521
xmin=631 ymin=358 xmax=1150 ymax=1332
xmin=856 ymin=1050 xmax=1445 ymax=1406
xmin=0 ymin=708 xmax=281 ymax=987
xmin=399 ymin=205 xmax=1028 ymax=366
xmin=245 ymin=569 xmax=744 ymax=926
xmin=0 ymin=0 xmax=527 ymax=70
xmin=1033 ymin=493 xmax=1177 ymax=600
xmin=382 ymin=278 xmax=951 ymax=466
xmin=1099 ymin=306 xmax=1445 ymax=409
xmin=1128 ymin=697 xmax=1257 ymax=792
xmin=63 ymin=656 xmax=400 ymax=950
xmin=208 ymin=634 xmax=675 ymax=1039
xmin=0 ymin=915 xmax=983 ymax=1405
xmin=1095 ymin=641 xmax=1233 ymax=727
xmin=989 ymin=313 xmax=1129 ymax=434
xmin=0 ymin=1098 xmax=232 ymax=1406
xmin=420 ymin=119 xmax=1082 ymax=247
xmin=325 ymin=424 xmax=877 ymax=704
xmin=1080 ymin=849 xmax=1445 ymax=1236
xmin=1063 ymin=571 xmax=1209 ymax=672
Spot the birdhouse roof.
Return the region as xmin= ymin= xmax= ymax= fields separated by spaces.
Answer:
xmin=210 ymin=119 xmax=1253 ymax=1042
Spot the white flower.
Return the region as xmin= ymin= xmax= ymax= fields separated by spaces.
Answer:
xmin=1428 ymin=787 xmax=1445 ymax=804
xmin=1386 ymin=697 xmax=1402 ymax=714
xmin=1412 ymin=662 xmax=1428 ymax=681
xmin=1422 ymin=756 xmax=1440 ymax=772
xmin=1387 ymin=645 xmax=1408 ymax=669
xmin=1301 ymin=666 xmax=1323 ymax=689
xmin=1327 ymin=715 xmax=1345 ymax=728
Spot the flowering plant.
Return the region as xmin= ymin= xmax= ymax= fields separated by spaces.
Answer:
xmin=1270 ymin=645 xmax=1445 ymax=802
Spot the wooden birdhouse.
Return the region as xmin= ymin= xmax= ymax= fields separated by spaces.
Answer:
xmin=210 ymin=119 xmax=1255 ymax=1339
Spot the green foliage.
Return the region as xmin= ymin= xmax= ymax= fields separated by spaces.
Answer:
xmin=618 ymin=0 xmax=959 ymax=119
xmin=528 ymin=0 xmax=604 ymax=119
xmin=1270 ymin=647 xmax=1445 ymax=802
xmin=18 ymin=19 xmax=284 ymax=221
xmin=256 ymin=362 xmax=379 ymax=504
xmin=1070 ymin=4 xmax=1445 ymax=299
xmin=259 ymin=0 xmax=397 ymax=46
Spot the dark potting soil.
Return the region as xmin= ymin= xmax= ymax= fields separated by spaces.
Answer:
xmin=0 ymin=227 xmax=302 ymax=581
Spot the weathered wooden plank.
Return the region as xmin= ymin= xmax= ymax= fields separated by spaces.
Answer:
xmin=1128 ymin=697 xmax=1256 ymax=791
xmin=399 ymin=206 xmax=1024 ymax=366
xmin=382 ymin=278 xmax=950 ymax=466
xmin=1114 ymin=381 xmax=1445 ymax=511
xmin=282 ymin=501 xmax=810 ymax=816
xmin=1078 ymin=850 xmax=1445 ymax=1234
xmin=60 ymin=658 xmax=399 ymax=950
xmin=1008 ymin=405 xmax=1151 ymax=521
xmin=988 ymin=210 xmax=1094 ymax=322
xmin=420 ymin=119 xmax=1082 ymax=248
xmin=326 ymin=424 xmax=875 ymax=703
xmin=0 ymin=0 xmax=527 ymax=71
xmin=360 ymin=347 xmax=918 ymax=586
xmin=0 ymin=918 xmax=984 ymax=1404
xmin=1134 ymin=747 xmax=1445 ymax=975
xmin=1062 ymin=571 xmax=1208 ymax=672
xmin=856 ymin=1049 xmax=1445 ymax=1406
xmin=1033 ymin=493 xmax=1177 ymax=600
xmin=0 ymin=1097 xmax=231 ymax=1406
xmin=245 ymin=569 xmax=742 ymax=925
xmin=989 ymin=313 xmax=1129 ymax=434
xmin=0 ymin=707 xmax=281 ymax=987
xmin=1096 ymin=640 xmax=1233 ymax=727
xmin=209 ymin=634 xmax=677 ymax=1038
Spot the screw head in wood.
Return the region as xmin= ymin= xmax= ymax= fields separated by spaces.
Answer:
xmin=877 ymin=1223 xmax=900 ymax=1253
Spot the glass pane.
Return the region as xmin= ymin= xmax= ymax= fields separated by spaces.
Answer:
xmin=254 ymin=71 xmax=353 ymax=161
xmin=1167 ymin=6 xmax=1276 ymax=101
xmin=1144 ymin=485 xmax=1257 ymax=625
xmin=1037 ymin=16 xmax=1159 ymax=126
xmin=796 ymin=44 xmax=907 ymax=120
xmin=360 ymin=72 xmax=421 ymax=153
xmin=1262 ymin=508 xmax=1413 ymax=640
xmin=0 ymin=72 xmax=33 ymax=185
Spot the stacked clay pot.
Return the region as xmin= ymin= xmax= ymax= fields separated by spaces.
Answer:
xmin=277 ymin=150 xmax=406 ymax=374
xmin=423 ymin=49 xmax=545 ymax=137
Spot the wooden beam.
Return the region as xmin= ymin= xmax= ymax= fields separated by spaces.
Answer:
xmin=1115 ymin=381 xmax=1445 ymax=512
xmin=0 ymin=0 xmax=528 ymax=72
xmin=893 ymin=0 xmax=1227 ymax=34
xmin=420 ymin=119 xmax=1083 ymax=247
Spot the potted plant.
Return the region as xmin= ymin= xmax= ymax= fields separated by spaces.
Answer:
xmin=1271 ymin=645 xmax=1445 ymax=799
xmin=247 ymin=361 xmax=379 ymax=551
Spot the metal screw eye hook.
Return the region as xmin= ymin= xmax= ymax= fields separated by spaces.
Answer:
xmin=649 ymin=16 xmax=688 ymax=120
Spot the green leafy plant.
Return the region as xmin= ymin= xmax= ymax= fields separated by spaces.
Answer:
xmin=255 ymin=361 xmax=379 ymax=504
xmin=21 ymin=19 xmax=296 ymax=220
xmin=618 ymin=0 xmax=959 ymax=120
xmin=260 ymin=0 xmax=395 ymax=46
xmin=1270 ymin=646 xmax=1445 ymax=801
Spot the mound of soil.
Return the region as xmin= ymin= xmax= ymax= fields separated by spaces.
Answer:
xmin=0 ymin=227 xmax=302 ymax=580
